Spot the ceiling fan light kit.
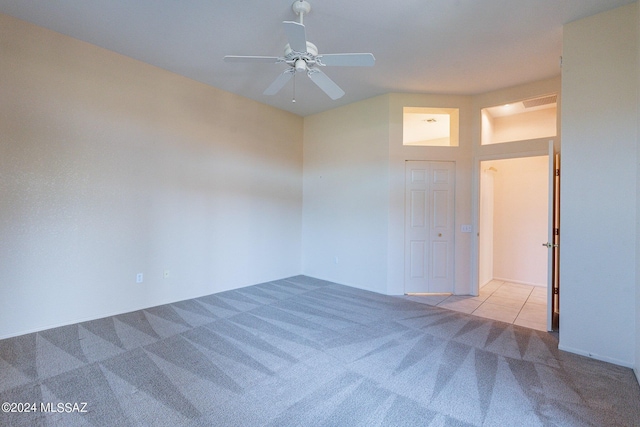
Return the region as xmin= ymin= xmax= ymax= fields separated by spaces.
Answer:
xmin=223 ymin=0 xmax=375 ymax=101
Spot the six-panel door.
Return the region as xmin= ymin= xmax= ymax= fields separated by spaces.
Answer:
xmin=405 ymin=161 xmax=455 ymax=293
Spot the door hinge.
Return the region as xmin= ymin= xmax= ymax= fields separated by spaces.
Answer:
xmin=554 ymin=228 xmax=559 ymax=235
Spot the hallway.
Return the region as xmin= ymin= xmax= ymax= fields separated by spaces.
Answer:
xmin=405 ymin=280 xmax=548 ymax=331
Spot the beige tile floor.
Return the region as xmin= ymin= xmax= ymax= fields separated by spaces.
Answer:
xmin=405 ymin=280 xmax=548 ymax=331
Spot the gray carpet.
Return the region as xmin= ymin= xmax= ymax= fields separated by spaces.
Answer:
xmin=1 ymin=276 xmax=639 ymax=426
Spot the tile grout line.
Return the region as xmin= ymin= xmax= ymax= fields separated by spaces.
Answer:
xmin=471 ymin=280 xmax=504 ymax=318
xmin=410 ymin=280 xmax=548 ymax=330
xmin=513 ymin=286 xmax=535 ymax=324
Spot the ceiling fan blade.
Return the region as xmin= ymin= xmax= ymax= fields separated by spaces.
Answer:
xmin=317 ymin=53 xmax=375 ymax=67
xmin=263 ymin=69 xmax=295 ymax=95
xmin=307 ymin=68 xmax=345 ymax=100
xmin=224 ymin=55 xmax=281 ymax=63
xmin=283 ymin=21 xmax=307 ymax=53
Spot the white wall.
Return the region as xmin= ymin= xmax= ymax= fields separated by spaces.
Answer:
xmin=0 ymin=14 xmax=303 ymax=339
xmin=491 ymin=156 xmax=548 ymax=286
xmin=302 ymin=96 xmax=390 ymax=294
xmin=560 ymin=3 xmax=638 ymax=367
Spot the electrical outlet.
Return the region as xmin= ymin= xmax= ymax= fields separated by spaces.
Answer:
xmin=136 ymin=273 xmax=143 ymax=283
xmin=461 ymin=225 xmax=472 ymax=233
xmin=163 ymin=270 xmax=170 ymax=279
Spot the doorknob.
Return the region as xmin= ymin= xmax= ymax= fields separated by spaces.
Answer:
xmin=542 ymin=242 xmax=558 ymax=248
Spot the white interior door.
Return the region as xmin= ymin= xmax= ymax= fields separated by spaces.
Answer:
xmin=405 ymin=161 xmax=455 ymax=293
xmin=545 ymin=141 xmax=560 ymax=331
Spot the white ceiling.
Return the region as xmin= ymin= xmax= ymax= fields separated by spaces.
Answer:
xmin=0 ymin=0 xmax=634 ymax=116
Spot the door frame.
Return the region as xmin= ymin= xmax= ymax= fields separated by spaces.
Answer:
xmin=547 ymin=142 xmax=560 ymax=330
xmin=471 ymin=146 xmax=556 ymax=328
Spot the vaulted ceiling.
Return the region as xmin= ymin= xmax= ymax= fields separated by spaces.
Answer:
xmin=0 ymin=0 xmax=634 ymax=116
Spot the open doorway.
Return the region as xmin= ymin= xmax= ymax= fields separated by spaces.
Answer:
xmin=478 ymin=156 xmax=549 ymax=330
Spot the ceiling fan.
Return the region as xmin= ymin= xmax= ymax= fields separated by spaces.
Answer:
xmin=223 ymin=0 xmax=375 ymax=100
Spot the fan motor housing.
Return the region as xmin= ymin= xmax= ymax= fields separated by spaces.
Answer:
xmin=284 ymin=41 xmax=319 ymax=71
xmin=284 ymin=41 xmax=318 ymax=57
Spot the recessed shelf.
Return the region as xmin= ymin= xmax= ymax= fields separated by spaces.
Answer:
xmin=403 ymin=107 xmax=459 ymax=147
xmin=481 ymin=94 xmax=557 ymax=145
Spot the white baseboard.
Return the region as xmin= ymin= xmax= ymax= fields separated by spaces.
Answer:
xmin=558 ymin=343 xmax=635 ymax=369
xmin=479 ymin=279 xmax=493 ymax=288
xmin=492 ymin=276 xmax=546 ymax=287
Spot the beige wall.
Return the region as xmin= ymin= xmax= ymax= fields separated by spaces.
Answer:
xmin=560 ymin=2 xmax=638 ymax=367
xmin=488 ymin=156 xmax=548 ymax=286
xmin=0 ymin=14 xmax=303 ymax=338
xmin=490 ymin=108 xmax=557 ymax=144
xmin=302 ymin=95 xmax=390 ymax=293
